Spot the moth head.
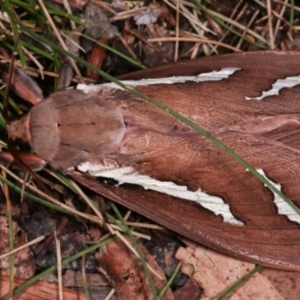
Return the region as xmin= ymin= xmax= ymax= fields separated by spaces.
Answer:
xmin=1 ymin=61 xmax=41 ymax=146
xmin=8 ymin=113 xmax=31 ymax=143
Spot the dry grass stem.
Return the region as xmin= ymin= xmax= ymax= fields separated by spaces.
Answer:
xmin=21 ymin=46 xmax=45 ymax=79
xmin=0 ymin=165 xmax=102 ymax=225
xmin=114 ymin=231 xmax=163 ymax=280
xmin=54 ymin=232 xmax=63 ymax=300
xmin=69 ymin=179 xmax=105 ymax=225
xmin=108 ymin=224 xmax=151 ymax=240
xmin=0 ymin=236 xmax=45 ymax=260
xmin=148 ymin=36 xmax=242 ymax=52
xmin=37 ymin=0 xmax=83 ymax=82
xmin=103 ymin=288 xmax=115 ymax=300
xmin=174 ymin=0 xmax=180 ymax=61
xmin=267 ymin=0 xmax=275 ymax=49
xmin=62 ymin=0 xmax=76 ymax=30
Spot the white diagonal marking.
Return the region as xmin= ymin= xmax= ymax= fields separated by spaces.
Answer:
xmin=246 ymin=75 xmax=300 ymax=101
xmin=78 ymin=162 xmax=244 ymax=226
xmin=257 ymin=169 xmax=300 ymax=224
xmin=77 ymin=67 xmax=241 ymax=92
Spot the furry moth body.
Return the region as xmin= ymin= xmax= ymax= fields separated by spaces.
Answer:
xmin=4 ymin=51 xmax=300 ymax=270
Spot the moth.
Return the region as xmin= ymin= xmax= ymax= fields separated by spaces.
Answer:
xmin=2 ymin=51 xmax=300 ymax=271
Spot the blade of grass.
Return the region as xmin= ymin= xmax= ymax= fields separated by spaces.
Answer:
xmin=218 ymin=265 xmax=262 ymax=300
xmin=0 ymin=236 xmax=45 ymax=260
xmin=8 ymin=0 xmax=87 ymax=27
xmin=0 ymin=172 xmax=101 ymax=224
xmin=50 ymin=170 xmax=101 ymax=210
xmin=1 ymin=169 xmax=15 ymax=298
xmin=47 ymin=170 xmax=154 ymax=240
xmin=73 ymin=31 xmax=147 ymax=70
xmin=289 ymin=0 xmax=295 ymax=26
xmin=2 ymin=1 xmax=25 ymax=66
xmin=109 ymin=200 xmax=158 ymax=299
xmin=0 ymin=173 xmax=69 ymax=212
xmin=82 ymin=255 xmax=91 ymax=300
xmin=2 ymin=236 xmax=115 ymax=300
xmin=192 ymin=0 xmax=268 ymax=49
xmin=43 ymin=0 xmax=88 ymax=27
xmin=20 ymin=40 xmax=55 ymax=61
xmin=158 ymin=262 xmax=181 ymax=299
xmin=0 ymin=113 xmax=7 ymax=129
xmin=37 ymin=0 xmax=83 ymax=81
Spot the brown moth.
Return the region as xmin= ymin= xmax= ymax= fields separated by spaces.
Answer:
xmin=2 ymin=51 xmax=300 ymax=271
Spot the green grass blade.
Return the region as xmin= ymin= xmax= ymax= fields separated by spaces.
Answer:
xmin=158 ymin=262 xmax=181 ymax=299
xmin=109 ymin=201 xmax=158 ymax=299
xmin=218 ymin=265 xmax=262 ymax=300
xmin=3 ymin=236 xmax=115 ymax=300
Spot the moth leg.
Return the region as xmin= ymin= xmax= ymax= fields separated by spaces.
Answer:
xmin=0 ymin=151 xmax=46 ymax=171
xmin=0 ymin=62 xmax=43 ymax=105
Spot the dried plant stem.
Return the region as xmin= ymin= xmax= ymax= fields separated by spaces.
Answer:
xmin=37 ymin=0 xmax=83 ymax=82
xmin=0 ymin=165 xmax=102 ymax=224
xmin=69 ymin=179 xmax=105 ymax=225
xmin=54 ymin=232 xmax=63 ymax=300
xmin=0 ymin=236 xmax=45 ymax=260
xmin=266 ymin=0 xmax=275 ymax=49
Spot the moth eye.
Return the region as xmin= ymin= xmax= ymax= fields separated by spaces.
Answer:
xmin=57 ymin=122 xmax=61 ymax=128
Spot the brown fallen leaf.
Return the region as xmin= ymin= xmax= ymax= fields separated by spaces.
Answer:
xmin=175 ymin=240 xmax=284 ymax=300
xmin=0 ymin=274 xmax=86 ymax=299
xmin=142 ymin=24 xmax=174 ymax=66
xmin=86 ymin=38 xmax=107 ymax=81
xmin=62 ymin=269 xmax=108 ymax=287
xmin=173 ymin=278 xmax=202 ymax=300
xmin=0 ymin=216 xmax=36 ymax=279
xmin=95 ymin=236 xmax=174 ymax=300
xmin=261 ymin=268 xmax=300 ymax=300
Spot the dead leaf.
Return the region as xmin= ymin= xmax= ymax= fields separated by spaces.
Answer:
xmin=0 ymin=274 xmax=86 ymax=299
xmin=173 ymin=278 xmax=202 ymax=300
xmin=86 ymin=38 xmax=107 ymax=81
xmin=95 ymin=236 xmax=174 ymax=300
xmin=0 ymin=216 xmax=36 ymax=278
xmin=262 ymin=269 xmax=300 ymax=300
xmin=62 ymin=269 xmax=108 ymax=287
xmin=176 ymin=241 xmax=284 ymax=300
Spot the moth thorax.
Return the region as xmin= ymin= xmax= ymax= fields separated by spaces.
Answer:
xmin=8 ymin=114 xmax=31 ymax=143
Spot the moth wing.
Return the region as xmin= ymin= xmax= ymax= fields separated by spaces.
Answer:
xmin=75 ymin=51 xmax=300 ymax=270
